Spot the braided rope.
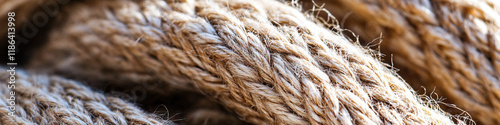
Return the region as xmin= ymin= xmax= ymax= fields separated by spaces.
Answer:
xmin=26 ymin=0 xmax=463 ymax=124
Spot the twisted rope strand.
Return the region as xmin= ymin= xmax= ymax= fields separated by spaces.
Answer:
xmin=28 ymin=0 xmax=462 ymax=124
xmin=0 ymin=67 xmax=171 ymax=125
xmin=302 ymin=0 xmax=500 ymax=124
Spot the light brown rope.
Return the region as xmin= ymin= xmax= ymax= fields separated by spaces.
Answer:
xmin=1 ymin=1 xmax=246 ymax=124
xmin=302 ymin=0 xmax=500 ymax=124
xmin=0 ymin=67 xmax=172 ymax=124
xmin=26 ymin=0 xmax=466 ymax=124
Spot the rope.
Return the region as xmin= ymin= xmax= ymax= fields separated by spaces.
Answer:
xmin=304 ymin=0 xmax=500 ymax=124
xmin=0 ymin=67 xmax=171 ymax=124
xmin=27 ymin=0 xmax=462 ymax=124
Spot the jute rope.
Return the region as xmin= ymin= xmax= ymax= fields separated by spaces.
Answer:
xmin=0 ymin=67 xmax=171 ymax=124
xmin=302 ymin=0 xmax=500 ymax=124
xmin=26 ymin=0 xmax=465 ymax=124
xmin=2 ymin=0 xmax=247 ymax=124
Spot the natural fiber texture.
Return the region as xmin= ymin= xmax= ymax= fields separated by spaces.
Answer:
xmin=26 ymin=0 xmax=464 ymax=124
xmin=301 ymin=0 xmax=500 ymax=124
xmin=1 ymin=0 xmax=247 ymax=124
xmin=0 ymin=67 xmax=171 ymax=124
